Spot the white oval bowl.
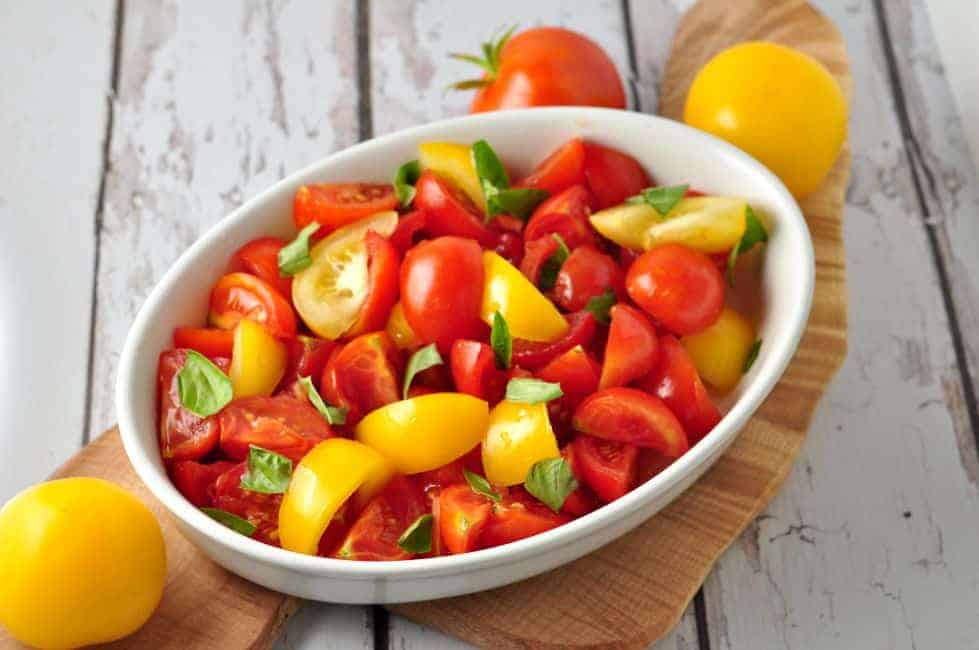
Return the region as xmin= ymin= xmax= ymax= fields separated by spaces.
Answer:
xmin=116 ymin=107 xmax=812 ymax=604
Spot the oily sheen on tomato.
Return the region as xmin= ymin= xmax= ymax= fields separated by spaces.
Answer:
xmin=157 ymin=350 xmax=228 ymax=461
xmin=218 ymin=394 xmax=334 ymax=462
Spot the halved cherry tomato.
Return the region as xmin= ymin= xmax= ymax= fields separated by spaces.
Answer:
xmin=552 ymin=245 xmax=624 ymax=312
xmin=211 ymin=462 xmax=282 ymax=545
xmin=172 ymin=327 xmax=234 ymax=358
xmin=524 ymin=185 xmax=597 ymax=250
xmin=519 ymin=234 xmax=560 ymax=287
xmin=400 ymin=237 xmax=486 ymax=354
xmin=637 ymin=335 xmax=721 ymax=444
xmin=293 ymin=183 xmax=398 ymax=231
xmin=169 ymin=460 xmax=235 ymax=508
xmin=390 ymin=211 xmax=428 ymax=254
xmin=438 ymin=484 xmax=493 ymax=554
xmin=573 ymin=387 xmax=688 ymax=457
xmin=599 ymin=304 xmax=659 ymax=389
xmin=413 ymin=170 xmax=496 ymax=246
xmin=560 ymin=445 xmax=601 ymax=517
xmin=479 ymin=487 xmax=570 ymax=549
xmin=218 ymin=394 xmax=334 ymax=462
xmin=334 ymin=475 xmax=428 ymax=560
xmin=229 ymin=236 xmax=291 ymax=297
xmin=517 ymin=138 xmax=587 ymax=195
xmin=209 ymin=272 xmax=297 ymax=339
xmin=344 ymin=231 xmax=401 ymax=338
xmin=572 ymin=434 xmax=638 ymax=503
xmin=451 ymin=340 xmax=507 ymax=403
xmin=582 ymin=143 xmax=651 ymax=209
xmin=157 ymin=350 xmax=228 ymax=461
xmin=321 ymin=331 xmax=403 ymax=425
xmin=512 ymin=311 xmax=597 ymax=370
xmin=626 ymin=244 xmax=724 ymax=335
xmin=282 ymin=335 xmax=336 ymax=389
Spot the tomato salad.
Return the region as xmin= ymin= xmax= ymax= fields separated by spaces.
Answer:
xmin=159 ymin=137 xmax=767 ymax=560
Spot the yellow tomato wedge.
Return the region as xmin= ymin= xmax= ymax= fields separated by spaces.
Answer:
xmin=481 ymin=251 xmax=568 ymax=342
xmin=482 ymin=401 xmax=560 ymax=486
xmin=419 ymin=141 xmax=486 ymax=212
xmin=681 ymin=307 xmax=756 ymax=394
xmin=278 ymin=438 xmax=393 ymax=555
xmin=385 ymin=302 xmax=418 ymax=350
xmin=589 ymin=203 xmax=657 ymax=251
xmin=229 ymin=319 xmax=287 ymax=398
xmin=292 ymin=211 xmax=398 ymax=340
xmin=355 ymin=393 xmax=489 ymax=474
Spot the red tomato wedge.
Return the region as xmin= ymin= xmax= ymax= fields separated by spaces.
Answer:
xmin=559 ymin=445 xmax=601 ymax=517
xmin=172 ymin=327 xmax=234 ymax=358
xmin=450 ymin=339 xmax=507 ymax=403
xmin=516 ymin=138 xmax=586 ymax=195
xmin=208 ymin=272 xmax=297 ymax=339
xmin=582 ymin=143 xmax=652 ymax=209
xmin=573 ymin=387 xmax=688 ymax=457
xmin=282 ymin=335 xmax=336 ymax=389
xmin=524 ymin=185 xmax=597 ymax=250
xmin=553 ymin=245 xmax=624 ymax=312
xmin=169 ymin=460 xmax=235 ymax=508
xmin=158 ymin=349 xmax=228 ymax=462
xmin=512 ymin=311 xmax=597 ymax=370
xmin=413 ymin=170 xmax=496 ymax=246
xmin=538 ymin=345 xmax=601 ymax=429
xmin=438 ymin=484 xmax=493 ymax=554
xmin=211 ymin=462 xmax=282 ymax=545
xmin=480 ymin=488 xmax=571 ymax=549
xmin=572 ymin=434 xmax=639 ymax=503
xmin=390 ymin=211 xmax=428 ymax=255
xmin=344 ymin=231 xmax=401 ymax=338
xmin=321 ymin=331 xmax=403 ymax=424
xmin=519 ymin=234 xmax=560 ymax=287
xmin=218 ymin=394 xmax=334 ymax=463
xmin=599 ymin=304 xmax=659 ymax=389
xmin=335 ymin=475 xmax=428 ymax=561
xmin=293 ymin=183 xmax=398 ymax=231
xmin=229 ymin=236 xmax=291 ymax=297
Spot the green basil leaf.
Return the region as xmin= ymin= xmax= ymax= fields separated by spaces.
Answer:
xmin=240 ymin=445 xmax=293 ymax=494
xmin=743 ymin=339 xmax=762 ymax=373
xmin=397 ymin=514 xmax=434 ymax=554
xmin=628 ymin=184 xmax=689 ymax=216
xmin=201 ymin=508 xmax=257 ymax=537
xmin=403 ymin=343 xmax=443 ymax=400
xmin=177 ymin=350 xmax=233 ymax=417
xmin=727 ymin=205 xmax=768 ymax=286
xmin=504 ymin=378 xmax=563 ymax=404
xmin=538 ymin=234 xmax=570 ymax=291
xmin=491 ymin=311 xmax=512 ymax=370
xmin=524 ymin=458 xmax=577 ymax=513
xmin=298 ymin=375 xmax=347 ymax=425
xmin=471 ymin=139 xmax=510 ymax=190
xmin=464 ymin=469 xmax=501 ymax=503
xmin=488 ymin=187 xmax=550 ymax=220
xmin=278 ymin=222 xmax=321 ymax=276
xmin=584 ymin=288 xmax=617 ymax=325
xmin=394 ymin=159 xmax=421 ymax=208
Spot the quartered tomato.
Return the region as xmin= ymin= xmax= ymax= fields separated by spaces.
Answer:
xmin=552 ymin=245 xmax=624 ymax=312
xmin=321 ymin=331 xmax=403 ymax=424
xmin=172 ymin=327 xmax=234 ymax=358
xmin=573 ymin=387 xmax=688 ymax=457
xmin=438 ymin=484 xmax=493 ymax=554
xmin=344 ymin=231 xmax=401 ymax=338
xmin=582 ymin=143 xmax=651 ymax=209
xmin=480 ymin=488 xmax=570 ymax=549
xmin=211 ymin=462 xmax=282 ymax=545
xmin=572 ymin=434 xmax=638 ymax=503
xmin=450 ymin=339 xmax=507 ymax=403
xmin=282 ymin=335 xmax=336 ymax=389
xmin=516 ymin=138 xmax=586 ymax=195
xmin=537 ymin=345 xmax=601 ymax=430
xmin=157 ymin=350 xmax=228 ymax=462
xmin=559 ymin=445 xmax=601 ymax=517
xmin=293 ymin=183 xmax=398 ymax=231
xmin=335 ymin=475 xmax=428 ymax=561
xmin=481 ymin=251 xmax=568 ymax=343
xmin=209 ymin=272 xmax=297 ymax=339
xmin=218 ymin=394 xmax=334 ymax=462
xmin=229 ymin=236 xmax=291 ymax=297
xmin=512 ymin=311 xmax=597 ymax=370
xmin=413 ymin=170 xmax=496 ymax=246
xmin=168 ymin=460 xmax=235 ymax=508
xmin=524 ymin=185 xmax=597 ymax=250
xmin=599 ymin=304 xmax=659 ymax=390
xmin=390 ymin=211 xmax=428 ymax=254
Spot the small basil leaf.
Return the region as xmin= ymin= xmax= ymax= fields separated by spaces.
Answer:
xmin=491 ymin=311 xmax=512 ymax=370
xmin=299 ymin=375 xmax=347 ymax=425
xmin=584 ymin=288 xmax=617 ymax=325
xmin=278 ymin=222 xmax=321 ymax=276
xmin=201 ymin=508 xmax=257 ymax=536
xmin=489 ymin=187 xmax=550 ymax=220
xmin=727 ymin=205 xmax=768 ymax=286
xmin=403 ymin=343 xmax=443 ymax=400
xmin=397 ymin=514 xmax=434 ymax=554
xmin=177 ymin=350 xmax=233 ymax=417
xmin=394 ymin=159 xmax=421 ymax=208
xmin=629 ymin=184 xmax=689 ymax=216
xmin=504 ymin=378 xmax=563 ymax=404
xmin=471 ymin=139 xmax=510 ymax=190
xmin=464 ymin=469 xmax=501 ymax=503
xmin=538 ymin=233 xmax=570 ymax=291
xmin=743 ymin=339 xmax=762 ymax=373
xmin=524 ymin=458 xmax=578 ymax=513
xmin=240 ymin=445 xmax=292 ymax=494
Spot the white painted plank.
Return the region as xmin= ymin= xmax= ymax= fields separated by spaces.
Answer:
xmin=0 ymin=1 xmax=115 ymax=501
xmin=274 ymin=604 xmax=372 ymax=650
xmin=90 ymin=1 xmax=368 ymax=647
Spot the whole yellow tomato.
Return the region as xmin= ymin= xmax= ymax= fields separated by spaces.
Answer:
xmin=684 ymin=41 xmax=847 ymax=198
xmin=0 ymin=478 xmax=166 ymax=648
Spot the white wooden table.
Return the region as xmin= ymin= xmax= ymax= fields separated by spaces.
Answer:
xmin=3 ymin=1 xmax=978 ymax=648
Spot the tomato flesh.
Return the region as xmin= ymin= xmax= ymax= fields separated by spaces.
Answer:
xmin=438 ymin=484 xmax=493 ymax=554
xmin=172 ymin=327 xmax=234 ymax=358
xmin=553 ymin=245 xmax=624 ymax=312
xmin=560 ymin=445 xmax=601 ymax=517
xmin=450 ymin=339 xmax=507 ymax=403
xmin=218 ymin=394 xmax=334 ymax=462
xmin=573 ymin=387 xmax=689 ymax=457
xmin=321 ymin=331 xmax=403 ymax=424
xmin=600 ymin=304 xmax=659 ymax=389
xmin=158 ymin=349 xmax=228 ymax=461
xmin=334 ymin=475 xmax=428 ymax=560
xmin=480 ymin=487 xmax=571 ymax=549
xmin=519 ymin=234 xmax=560 ymax=287
xmin=516 ymin=138 xmax=586 ymax=195
xmin=208 ymin=272 xmax=297 ymax=339
xmin=211 ymin=462 xmax=283 ymax=544
xmin=229 ymin=236 xmax=291 ymax=297
xmin=344 ymin=231 xmax=401 ymax=338
xmin=293 ymin=183 xmax=398 ymax=231
xmin=169 ymin=460 xmax=235 ymax=508
xmin=281 ymin=335 xmax=336 ymax=390
xmin=582 ymin=143 xmax=651 ymax=209
xmin=572 ymin=434 xmax=638 ymax=503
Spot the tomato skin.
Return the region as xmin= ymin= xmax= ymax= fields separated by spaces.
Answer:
xmin=172 ymin=327 xmax=234 ymax=358
xmin=450 ymin=340 xmax=508 ymax=403
xmin=560 ymin=445 xmax=601 ymax=516
xmin=512 ymin=311 xmax=598 ymax=370
xmin=334 ymin=475 xmax=428 ymax=561
xmin=524 ymin=185 xmax=597 ymax=250
xmin=538 ymin=345 xmax=601 ymax=398
xmin=390 ymin=211 xmax=428 ymax=254
xmin=600 ymin=304 xmax=659 ymax=389
xmin=479 ymin=487 xmax=571 ymax=549
xmin=470 ymin=28 xmax=625 ymax=112
xmin=416 ymin=447 xmax=485 ymax=493
xmin=218 ymin=394 xmax=334 ymax=463
xmin=282 ymin=335 xmax=336 ymax=389
xmin=493 ymin=230 xmax=524 ymax=267
xmin=582 ymin=143 xmax=652 ymax=209
xmin=321 ymin=331 xmax=403 ymax=424
xmin=625 ymin=244 xmax=724 ymax=335
xmin=516 ymin=138 xmax=586 ymax=195
xmin=344 ymin=231 xmax=401 ymax=338
xmin=211 ymin=462 xmax=282 ymax=545
xmin=519 ymin=234 xmax=560 ymax=287
xmin=208 ymin=272 xmax=297 ymax=339
xmin=169 ymin=460 xmax=235 ymax=508
xmin=293 ymin=183 xmax=398 ymax=231
xmin=413 ymin=171 xmax=496 ymax=246
xmin=572 ymin=434 xmax=638 ymax=503
xmin=553 ymin=245 xmax=624 ymax=312
xmin=229 ymin=236 xmax=291 ymax=297
xmin=158 ymin=350 xmax=228 ymax=462
xmin=400 ymin=237 xmax=487 ymax=354
xmin=573 ymin=387 xmax=689 ymax=457
xmin=438 ymin=484 xmax=493 ymax=554
xmin=637 ymin=335 xmax=721 ymax=444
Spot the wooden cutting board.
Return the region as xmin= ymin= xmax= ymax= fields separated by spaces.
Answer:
xmin=1 ymin=0 xmax=849 ymax=647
